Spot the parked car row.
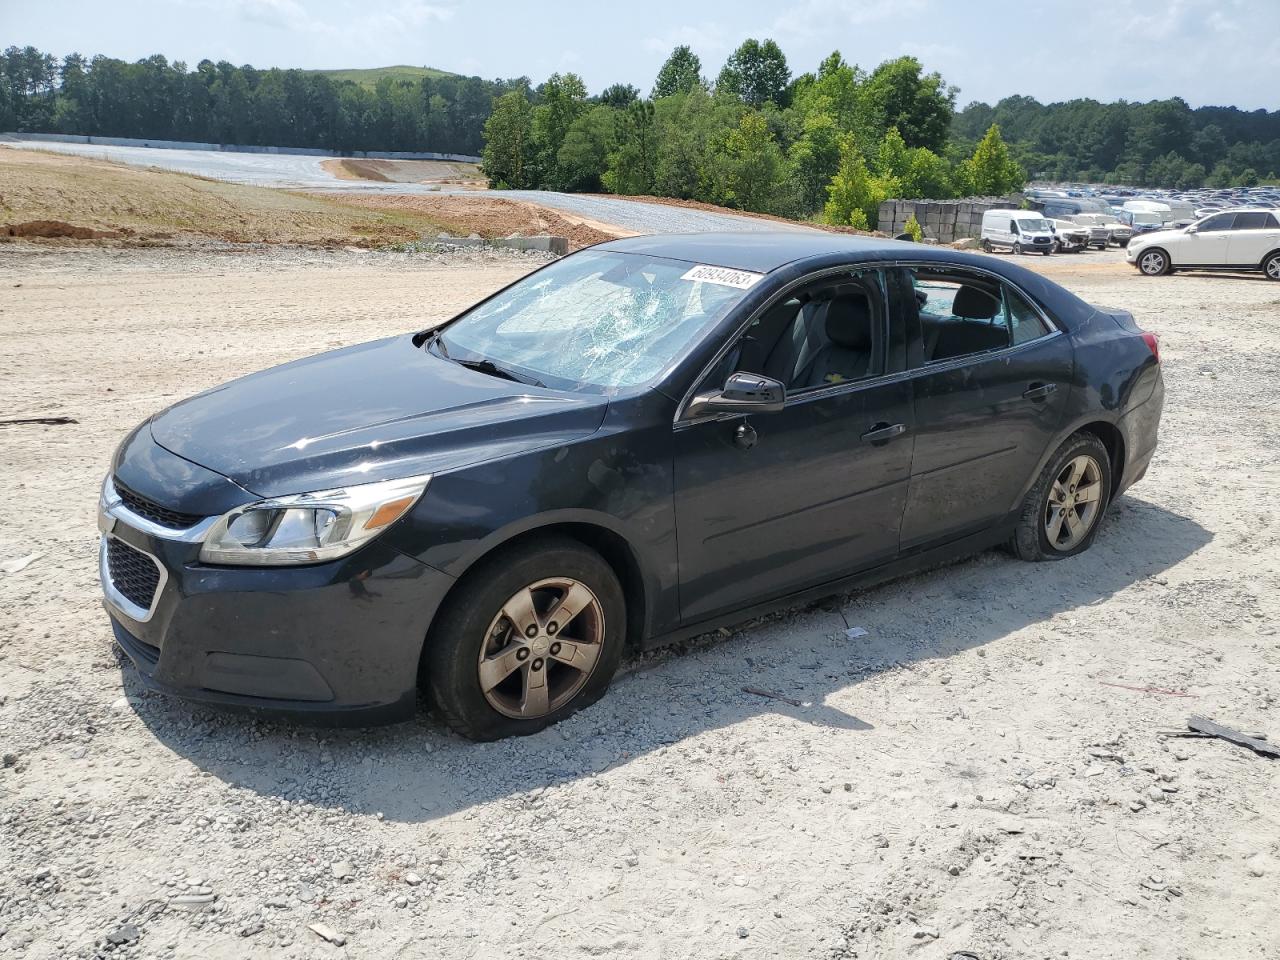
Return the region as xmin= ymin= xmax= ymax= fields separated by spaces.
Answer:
xmin=979 ymin=210 xmax=1110 ymax=256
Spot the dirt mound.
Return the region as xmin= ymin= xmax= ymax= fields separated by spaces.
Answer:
xmin=0 ymin=147 xmax=461 ymax=246
xmin=321 ymin=158 xmax=394 ymax=182
xmin=324 ymin=193 xmax=619 ymax=249
xmin=320 ymin=157 xmax=484 ymax=185
xmin=5 ymin=220 xmax=122 ymax=239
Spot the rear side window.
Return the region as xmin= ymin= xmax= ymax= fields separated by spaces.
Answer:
xmin=1232 ymin=212 xmax=1272 ymax=230
xmin=1004 ymin=287 xmax=1052 ymax=345
xmin=902 ymin=267 xmax=1052 ymax=365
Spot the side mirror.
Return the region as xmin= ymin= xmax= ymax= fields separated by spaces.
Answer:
xmin=686 ymin=371 xmax=786 ymax=419
xmin=1186 ymin=225 xmax=1198 ymax=234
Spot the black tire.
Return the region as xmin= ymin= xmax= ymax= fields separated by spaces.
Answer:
xmin=1011 ymin=432 xmax=1112 ymax=562
xmin=981 ymin=239 xmax=992 ymax=253
xmin=1012 ymin=242 xmax=1023 ymax=255
xmin=1137 ymin=247 xmax=1171 ymax=276
xmin=1263 ymin=251 xmax=1280 ymax=281
xmin=1042 ymin=248 xmax=1051 ymax=256
xmin=424 ymin=536 xmax=626 ymax=740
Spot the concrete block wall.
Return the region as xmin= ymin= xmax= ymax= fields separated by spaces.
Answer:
xmin=878 ymin=195 xmax=1025 ymax=241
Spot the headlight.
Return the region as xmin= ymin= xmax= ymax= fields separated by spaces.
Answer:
xmin=198 ymin=474 xmax=430 ymax=566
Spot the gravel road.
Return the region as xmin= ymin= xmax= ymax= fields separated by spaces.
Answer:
xmin=4 ymin=138 xmax=812 ymax=236
xmin=0 ymin=243 xmax=1277 ymax=960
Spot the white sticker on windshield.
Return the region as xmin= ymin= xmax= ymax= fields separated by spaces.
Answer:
xmin=680 ymin=264 xmax=764 ymax=289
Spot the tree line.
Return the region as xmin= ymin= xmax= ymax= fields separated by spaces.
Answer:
xmin=0 ymin=45 xmax=522 ymax=155
xmin=957 ymin=95 xmax=1280 ymax=190
xmin=3 ymin=42 xmax=1276 ymax=212
xmin=483 ymin=44 xmax=1028 ymax=226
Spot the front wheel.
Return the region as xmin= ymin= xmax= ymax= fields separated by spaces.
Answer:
xmin=1138 ymin=248 xmax=1171 ymax=276
xmin=1012 ymin=242 xmax=1023 ymax=255
xmin=424 ymin=536 xmax=626 ymax=740
xmin=1264 ymin=251 xmax=1280 ymax=281
xmin=1011 ymin=432 xmax=1112 ymax=562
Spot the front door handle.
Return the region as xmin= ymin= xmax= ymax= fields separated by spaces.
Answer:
xmin=861 ymin=422 xmax=906 ymax=445
xmin=1022 ymin=382 xmax=1058 ymax=402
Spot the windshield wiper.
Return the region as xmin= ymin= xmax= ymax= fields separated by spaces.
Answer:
xmin=454 ymin=357 xmax=545 ymax=388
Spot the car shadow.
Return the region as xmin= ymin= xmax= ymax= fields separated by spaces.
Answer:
xmin=123 ymin=495 xmax=1211 ymax=823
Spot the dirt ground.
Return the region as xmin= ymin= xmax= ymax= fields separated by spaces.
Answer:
xmin=0 ymin=243 xmax=1277 ymax=960
xmin=324 ymin=192 xmax=625 ymax=247
xmin=318 ymin=158 xmax=485 ymax=188
xmin=0 ymin=149 xmax=590 ymax=248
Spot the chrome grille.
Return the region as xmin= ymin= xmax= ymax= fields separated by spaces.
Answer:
xmin=114 ymin=480 xmax=205 ymax=530
xmin=105 ymin=538 xmax=161 ymax=612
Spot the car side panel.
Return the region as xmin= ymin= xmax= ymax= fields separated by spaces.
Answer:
xmin=384 ymin=391 xmax=683 ymax=640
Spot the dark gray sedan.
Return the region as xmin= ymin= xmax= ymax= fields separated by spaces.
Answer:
xmin=101 ymin=233 xmax=1164 ymax=739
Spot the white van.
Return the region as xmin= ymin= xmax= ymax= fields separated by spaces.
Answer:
xmin=980 ymin=209 xmax=1056 ymax=256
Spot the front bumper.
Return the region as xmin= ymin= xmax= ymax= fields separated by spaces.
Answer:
xmin=101 ymin=481 xmax=455 ymax=725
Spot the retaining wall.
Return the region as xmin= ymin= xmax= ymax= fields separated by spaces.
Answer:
xmin=878 ymin=195 xmax=1025 ymax=241
xmin=3 ymin=131 xmax=480 ymax=163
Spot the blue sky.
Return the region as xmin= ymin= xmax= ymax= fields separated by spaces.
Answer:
xmin=5 ymin=0 xmax=1277 ymax=109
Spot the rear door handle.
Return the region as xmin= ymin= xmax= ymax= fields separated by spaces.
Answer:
xmin=1022 ymin=382 xmax=1058 ymax=402
xmin=861 ymin=422 xmax=907 ymax=445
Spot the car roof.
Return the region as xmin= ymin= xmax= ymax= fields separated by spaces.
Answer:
xmin=596 ymin=231 xmax=930 ymax=274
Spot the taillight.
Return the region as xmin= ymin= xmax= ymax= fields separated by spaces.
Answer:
xmin=1141 ymin=331 xmax=1160 ymax=363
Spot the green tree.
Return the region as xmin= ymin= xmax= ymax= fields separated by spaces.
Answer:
xmin=532 ymin=72 xmax=588 ymax=187
xmin=716 ymin=38 xmax=791 ymax=108
xmin=604 ymin=99 xmax=656 ymax=194
xmin=822 ymin=136 xmax=894 ymax=226
xmin=482 ymin=89 xmax=534 ymax=188
xmin=718 ymin=111 xmax=786 ymax=212
xmin=653 ymin=45 xmax=702 ymax=98
xmin=557 ymin=105 xmax=618 ymax=192
xmin=788 ymin=111 xmax=842 ymax=214
xmin=598 ymin=83 xmax=638 ymax=108
xmin=861 ymin=56 xmax=956 ymax=153
xmin=963 ymin=123 xmax=1024 ymax=195
xmin=904 ymin=213 xmax=923 ymax=241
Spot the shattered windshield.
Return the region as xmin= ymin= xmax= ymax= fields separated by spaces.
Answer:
xmin=437 ymin=250 xmax=753 ymax=391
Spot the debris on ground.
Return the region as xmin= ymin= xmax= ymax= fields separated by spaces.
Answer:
xmin=1185 ymin=716 xmax=1279 ymax=758
xmin=0 ymin=553 xmax=42 ymax=575
xmin=742 ymin=685 xmax=807 ymax=707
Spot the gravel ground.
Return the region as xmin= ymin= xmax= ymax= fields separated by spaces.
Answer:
xmin=0 ymin=244 xmax=1278 ymax=960
xmin=3 ymin=138 xmax=813 ymax=235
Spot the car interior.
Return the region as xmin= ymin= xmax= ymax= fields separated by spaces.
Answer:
xmin=906 ymin=272 xmax=1011 ymax=362
xmin=730 ymin=279 xmax=883 ymax=391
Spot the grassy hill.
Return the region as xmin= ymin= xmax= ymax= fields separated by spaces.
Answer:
xmin=306 ymin=65 xmax=458 ymax=87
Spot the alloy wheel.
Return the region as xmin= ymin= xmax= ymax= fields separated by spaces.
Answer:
xmin=1265 ymin=255 xmax=1280 ymax=280
xmin=1140 ymin=251 xmax=1166 ymax=275
xmin=477 ymin=577 xmax=605 ymax=719
xmin=1044 ymin=455 xmax=1104 ymax=552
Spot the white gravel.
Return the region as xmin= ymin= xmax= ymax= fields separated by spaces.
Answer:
xmin=0 ymin=245 xmax=1277 ymax=959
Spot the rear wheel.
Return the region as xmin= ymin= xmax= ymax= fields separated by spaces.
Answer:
xmin=424 ymin=536 xmax=626 ymax=740
xmin=981 ymin=239 xmax=992 ymax=253
xmin=1011 ymin=432 xmax=1112 ymax=562
xmin=1138 ymin=248 xmax=1171 ymax=276
xmin=1264 ymin=251 xmax=1280 ymax=281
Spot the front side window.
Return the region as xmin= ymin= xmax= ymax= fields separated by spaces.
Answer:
xmin=1198 ymin=213 xmax=1236 ymax=232
xmin=439 ymin=251 xmax=751 ymax=391
xmin=699 ymin=269 xmax=886 ymax=395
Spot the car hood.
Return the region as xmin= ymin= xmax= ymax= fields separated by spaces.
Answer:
xmin=1130 ymin=227 xmax=1182 ymax=244
xmin=150 ymin=335 xmax=610 ymax=497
